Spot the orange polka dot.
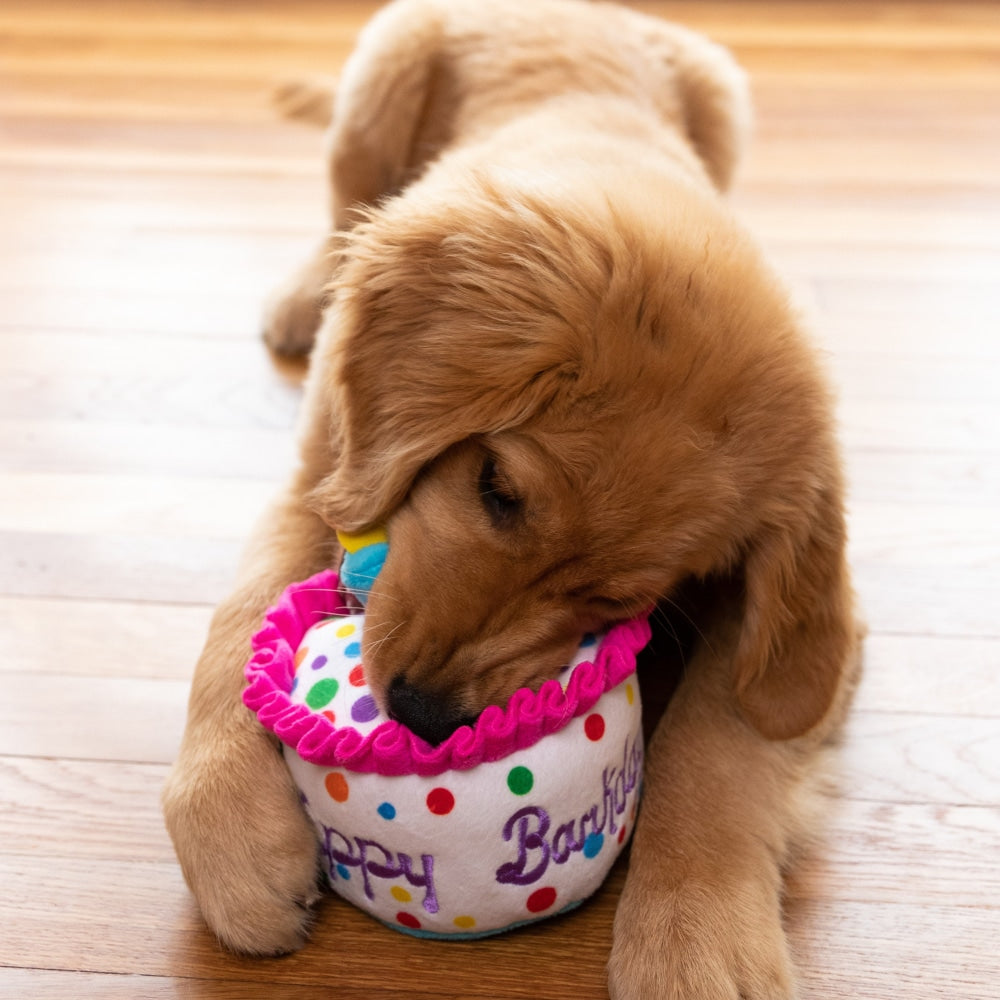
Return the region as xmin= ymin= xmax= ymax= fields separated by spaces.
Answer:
xmin=325 ymin=772 xmax=349 ymax=802
xmin=294 ymin=646 xmax=310 ymax=668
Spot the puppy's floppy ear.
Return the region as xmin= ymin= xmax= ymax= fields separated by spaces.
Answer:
xmin=307 ymin=198 xmax=584 ymax=533
xmin=733 ymin=463 xmax=856 ymax=740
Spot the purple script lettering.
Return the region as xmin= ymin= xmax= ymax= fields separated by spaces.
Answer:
xmin=321 ymin=825 xmax=439 ymax=914
xmin=495 ymin=732 xmax=644 ymax=887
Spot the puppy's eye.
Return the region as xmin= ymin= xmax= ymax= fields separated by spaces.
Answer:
xmin=478 ymin=457 xmax=523 ymax=527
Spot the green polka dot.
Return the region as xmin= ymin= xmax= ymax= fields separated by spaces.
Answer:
xmin=507 ymin=766 xmax=534 ymax=796
xmin=306 ymin=678 xmax=339 ymax=709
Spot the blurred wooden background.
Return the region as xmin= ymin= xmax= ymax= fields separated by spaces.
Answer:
xmin=1 ymin=2 xmax=998 ymax=997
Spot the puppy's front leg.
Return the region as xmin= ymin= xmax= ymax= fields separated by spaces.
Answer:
xmin=262 ymin=234 xmax=339 ymax=357
xmin=608 ymin=645 xmax=823 ymax=1000
xmin=163 ymin=488 xmax=338 ymax=955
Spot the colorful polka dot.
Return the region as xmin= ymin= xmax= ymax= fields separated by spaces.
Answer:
xmin=294 ymin=646 xmax=310 ymax=668
xmin=335 ymin=864 xmax=350 ymax=880
xmin=426 ymin=787 xmax=455 ymax=815
xmin=344 ymin=641 xmax=361 ymax=658
xmin=348 ymin=664 xmax=366 ymax=687
xmin=618 ymin=824 xmax=628 ymax=844
xmin=322 ymin=709 xmax=336 ymax=723
xmin=584 ymin=713 xmax=606 ymax=741
xmin=336 ymin=622 xmax=356 ymax=638
xmin=310 ymin=654 xmax=328 ymax=671
xmin=306 ymin=677 xmax=339 ymax=709
xmin=453 ymin=915 xmax=476 ymax=930
xmin=396 ymin=912 xmax=421 ymax=930
xmin=580 ymin=633 xmax=597 ymax=647
xmin=506 ymin=766 xmax=534 ymax=796
xmin=526 ymin=887 xmax=557 ymax=913
xmin=626 ymin=682 xmax=635 ymax=705
xmin=377 ymin=801 xmax=396 ymax=820
xmin=351 ymin=694 xmax=379 ymax=723
xmin=325 ymin=772 xmax=349 ymax=802
xmin=290 ymin=676 xmax=299 ymax=695
xmin=391 ymin=886 xmax=412 ymax=903
xmin=583 ymin=832 xmax=604 ymax=858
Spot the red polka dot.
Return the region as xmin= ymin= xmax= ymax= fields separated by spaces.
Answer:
xmin=426 ymin=787 xmax=455 ymax=815
xmin=526 ymin=887 xmax=557 ymax=913
xmin=584 ymin=713 xmax=606 ymax=741
xmin=396 ymin=911 xmax=421 ymax=930
xmin=322 ymin=709 xmax=336 ymax=723
xmin=348 ymin=665 xmax=366 ymax=687
xmin=618 ymin=824 xmax=627 ymax=844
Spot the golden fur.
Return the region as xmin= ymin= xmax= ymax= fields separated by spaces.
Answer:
xmin=163 ymin=1 xmax=862 ymax=996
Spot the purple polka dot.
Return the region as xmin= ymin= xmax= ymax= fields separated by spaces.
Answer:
xmin=310 ymin=655 xmax=328 ymax=670
xmin=351 ymin=694 xmax=379 ymax=723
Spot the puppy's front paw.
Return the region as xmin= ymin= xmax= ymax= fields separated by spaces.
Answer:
xmin=608 ymin=866 xmax=794 ymax=1000
xmin=163 ymin=737 xmax=321 ymax=955
xmin=261 ymin=279 xmax=325 ymax=357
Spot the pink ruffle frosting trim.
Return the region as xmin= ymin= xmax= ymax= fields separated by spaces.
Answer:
xmin=243 ymin=569 xmax=651 ymax=777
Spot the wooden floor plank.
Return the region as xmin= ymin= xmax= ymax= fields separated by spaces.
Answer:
xmin=0 ymin=530 xmax=241 ymax=604
xmin=0 ymin=597 xmax=211 ymax=680
xmin=0 ymin=757 xmax=176 ymax=862
xmin=0 ymin=969 xmax=445 ymax=1000
xmin=0 ymin=675 xmax=188 ymax=764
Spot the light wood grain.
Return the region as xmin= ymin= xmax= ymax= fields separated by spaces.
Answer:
xmin=1 ymin=1 xmax=998 ymax=998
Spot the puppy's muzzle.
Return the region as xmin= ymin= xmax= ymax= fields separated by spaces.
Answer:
xmin=387 ymin=675 xmax=478 ymax=746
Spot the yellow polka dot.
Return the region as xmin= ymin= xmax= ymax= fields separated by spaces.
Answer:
xmin=453 ymin=915 xmax=476 ymax=930
xmin=626 ymin=683 xmax=634 ymax=705
xmin=391 ymin=886 xmax=412 ymax=903
xmin=336 ymin=622 xmax=356 ymax=638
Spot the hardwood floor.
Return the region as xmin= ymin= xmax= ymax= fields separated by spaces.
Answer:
xmin=2 ymin=2 xmax=998 ymax=997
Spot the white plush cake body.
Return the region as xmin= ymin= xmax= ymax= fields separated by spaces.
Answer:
xmin=285 ymin=613 xmax=644 ymax=938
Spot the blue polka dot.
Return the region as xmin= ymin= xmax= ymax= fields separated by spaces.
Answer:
xmin=344 ymin=641 xmax=361 ymax=658
xmin=335 ymin=864 xmax=350 ymax=880
xmin=580 ymin=633 xmax=597 ymax=648
xmin=290 ymin=677 xmax=299 ymax=694
xmin=377 ymin=801 xmax=396 ymax=820
xmin=583 ymin=832 xmax=604 ymax=859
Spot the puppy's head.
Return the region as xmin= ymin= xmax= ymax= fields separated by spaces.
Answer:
xmin=308 ymin=172 xmax=853 ymax=745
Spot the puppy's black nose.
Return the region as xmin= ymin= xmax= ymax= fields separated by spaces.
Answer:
xmin=386 ymin=676 xmax=477 ymax=746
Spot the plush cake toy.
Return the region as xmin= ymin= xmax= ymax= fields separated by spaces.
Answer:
xmin=243 ymin=530 xmax=649 ymax=939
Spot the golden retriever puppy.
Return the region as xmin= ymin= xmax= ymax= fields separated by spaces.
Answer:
xmin=163 ymin=1 xmax=861 ymax=997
